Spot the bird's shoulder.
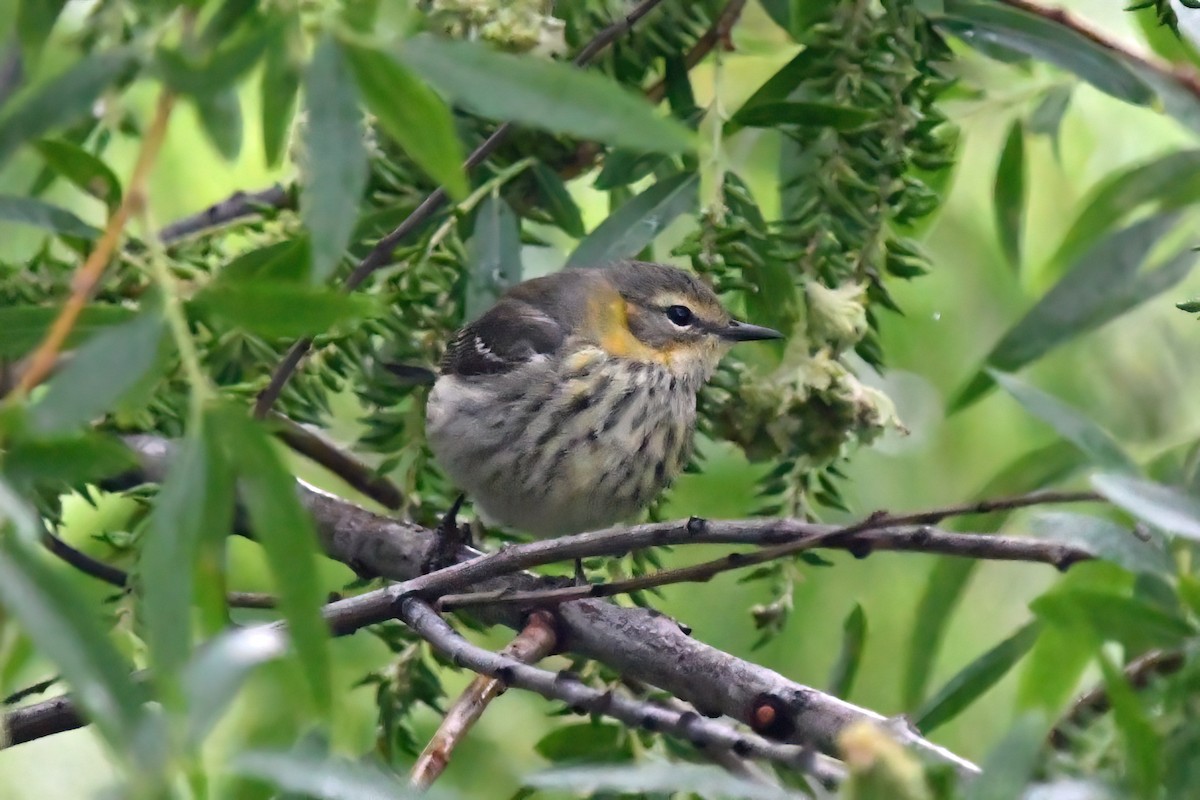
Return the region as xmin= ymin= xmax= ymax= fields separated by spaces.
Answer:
xmin=440 ymin=296 xmax=567 ymax=377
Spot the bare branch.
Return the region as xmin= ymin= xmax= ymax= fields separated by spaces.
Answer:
xmin=410 ymin=610 xmax=558 ymax=790
xmin=251 ymin=0 xmax=675 ymax=419
xmin=157 ymin=184 xmax=294 ymax=245
xmin=645 ymin=0 xmax=747 ymax=103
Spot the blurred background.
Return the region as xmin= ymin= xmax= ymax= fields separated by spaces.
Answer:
xmin=3 ymin=0 xmax=1200 ymax=796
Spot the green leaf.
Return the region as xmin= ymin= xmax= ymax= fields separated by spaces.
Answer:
xmin=3 ymin=431 xmax=135 ymax=493
xmin=31 ymin=309 xmax=169 ymax=433
xmin=0 ymin=528 xmax=143 ymax=751
xmin=0 ymin=194 xmax=99 ymax=239
xmin=152 ymin=25 xmax=275 ymax=98
xmin=991 ymin=371 xmax=1136 ymax=473
xmin=343 ymin=43 xmax=467 ymax=201
xmin=0 ymin=49 xmax=138 ymax=167
xmin=219 ymin=238 xmax=311 ymax=283
xmin=33 ymin=138 xmax=122 ymax=210
xmin=183 ymin=626 xmax=286 ymax=747
xmin=915 ymin=622 xmax=1039 ymax=734
xmin=17 ymin=0 xmax=68 ymax=64
xmin=827 ymin=603 xmax=866 ymax=699
xmin=937 ymin=1 xmax=1155 ymax=105
xmin=1029 ymin=512 xmax=1174 ymax=576
xmin=731 ymin=101 xmax=873 ymax=131
xmin=535 ymin=722 xmax=631 ymax=763
xmin=1032 ymin=588 xmax=1195 ymax=650
xmin=231 ymin=749 xmax=416 ymax=799
xmin=965 ymin=713 xmax=1048 ymax=800
xmin=399 ymin=36 xmax=695 ymax=155
xmin=193 ymin=88 xmax=243 ymax=161
xmin=527 ymin=762 xmax=794 ymax=800
xmin=1098 ymin=652 xmax=1162 ymax=797
xmin=140 ymin=424 xmax=234 ymax=692
xmin=1045 ymin=149 xmax=1200 ymax=282
xmin=465 ymin=195 xmax=522 ymax=322
xmin=952 ymin=213 xmax=1197 ymax=410
xmin=192 ymin=282 xmax=376 ymax=339
xmin=1092 ymin=472 xmax=1200 ymax=540
xmin=725 ymin=49 xmax=821 ymax=135
xmin=1027 ymin=85 xmax=1071 ymax=160
xmin=532 ymin=162 xmax=584 ymax=236
xmin=301 ymin=35 xmax=368 ymax=284
xmin=0 ymin=304 xmax=134 ymax=359
xmin=566 ymin=172 xmax=698 ymax=268
xmin=903 ymin=441 xmax=1086 ymax=710
xmin=993 ymin=119 xmax=1025 ymax=271
xmin=904 ymin=558 xmax=976 ymax=710
xmin=216 ymin=410 xmax=330 ymax=713
xmin=260 ymin=19 xmax=302 ymax=168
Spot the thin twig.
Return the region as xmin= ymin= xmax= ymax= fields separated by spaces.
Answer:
xmin=646 ymin=0 xmax=747 ymax=102
xmin=40 ymin=527 xmax=276 ymax=609
xmin=397 ymin=597 xmax=825 ymax=776
xmin=251 ymin=0 xmax=673 ymax=419
xmin=995 ymin=0 xmax=1200 ymax=99
xmin=435 ymin=492 xmax=1101 ymax=611
xmin=268 ymin=412 xmax=404 ymax=510
xmin=1047 ymin=648 xmax=1187 ymax=749
xmin=158 ymin=184 xmax=294 ymax=245
xmin=409 ymin=610 xmax=558 ymax=790
xmin=15 ymin=90 xmax=177 ymax=394
xmin=2 ymin=677 xmax=59 ymax=707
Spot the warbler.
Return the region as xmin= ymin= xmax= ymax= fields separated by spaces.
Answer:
xmin=425 ymin=261 xmax=782 ymax=539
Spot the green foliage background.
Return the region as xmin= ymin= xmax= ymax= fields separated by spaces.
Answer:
xmin=3 ymin=0 xmax=1200 ymax=798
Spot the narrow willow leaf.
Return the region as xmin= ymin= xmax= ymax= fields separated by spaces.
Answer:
xmin=3 ymin=431 xmax=135 ymax=493
xmin=1099 ymin=652 xmax=1162 ymax=797
xmin=140 ymin=425 xmax=234 ymax=691
xmin=231 ymin=749 xmax=416 ymax=799
xmin=194 ymin=88 xmax=243 ymax=161
xmin=465 ymin=195 xmax=522 ymax=322
xmin=0 ymin=49 xmax=138 ymax=166
xmin=219 ymin=238 xmax=311 ymax=283
xmin=528 ymin=763 xmax=793 ymax=800
xmin=34 ymin=138 xmax=121 ymax=210
xmin=192 ymin=282 xmax=376 ymax=339
xmin=17 ymin=0 xmax=68 ymax=64
xmin=0 ymin=194 xmax=99 ymax=238
xmin=566 ymin=172 xmax=698 ymax=268
xmin=344 ymin=43 xmax=467 ymax=201
xmin=732 ymin=101 xmax=872 ymax=131
xmin=903 ymin=441 xmax=1086 ymax=709
xmin=725 ymin=49 xmax=820 ymax=135
xmin=399 ymin=36 xmax=695 ymax=154
xmin=915 ymin=622 xmax=1039 ymax=733
xmin=1046 ymin=149 xmax=1200 ymax=282
xmin=1027 ymin=85 xmax=1071 ymax=160
xmin=260 ymin=19 xmax=302 ymax=168
xmin=952 ymin=213 xmax=1196 ymax=410
xmin=31 ymin=309 xmax=169 ymax=433
xmin=532 ymin=163 xmax=584 ymax=237
xmin=993 ymin=120 xmax=1025 ymax=271
xmin=301 ymin=35 xmax=368 ymax=284
xmin=535 ymin=722 xmax=631 ymax=763
xmin=183 ymin=626 xmax=286 ymax=747
xmin=0 ymin=304 xmax=134 ymax=359
xmin=0 ymin=532 xmax=143 ymax=750
xmin=217 ymin=410 xmax=330 ymax=712
xmin=152 ymin=25 xmax=275 ymax=98
xmin=965 ymin=713 xmax=1048 ymax=800
xmin=1029 ymin=512 xmax=1173 ymax=576
xmin=1032 ymin=588 xmax=1196 ymax=650
xmin=938 ymin=1 xmax=1154 ymax=105
xmin=991 ymin=371 xmax=1136 ymax=473
xmin=827 ymin=603 xmax=866 ymax=699
xmin=1092 ymin=472 xmax=1200 ymax=540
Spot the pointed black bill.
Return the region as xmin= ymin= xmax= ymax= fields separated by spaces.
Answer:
xmin=720 ymin=319 xmax=784 ymax=342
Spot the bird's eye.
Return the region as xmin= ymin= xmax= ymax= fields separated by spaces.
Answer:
xmin=665 ymin=305 xmax=694 ymax=327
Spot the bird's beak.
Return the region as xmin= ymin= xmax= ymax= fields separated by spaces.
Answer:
xmin=719 ymin=319 xmax=784 ymax=342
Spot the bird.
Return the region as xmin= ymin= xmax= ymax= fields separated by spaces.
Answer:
xmin=425 ymin=260 xmax=783 ymax=544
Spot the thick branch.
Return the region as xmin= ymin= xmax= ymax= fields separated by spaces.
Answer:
xmin=157 ymin=184 xmax=294 ymax=245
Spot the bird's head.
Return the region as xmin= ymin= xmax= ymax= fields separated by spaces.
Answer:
xmin=583 ymin=261 xmax=783 ymax=384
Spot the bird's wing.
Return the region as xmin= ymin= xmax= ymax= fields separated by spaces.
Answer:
xmin=440 ymin=299 xmax=566 ymax=377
